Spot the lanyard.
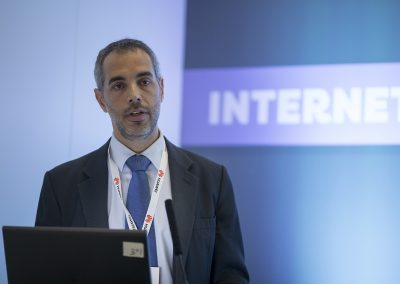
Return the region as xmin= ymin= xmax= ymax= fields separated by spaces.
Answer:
xmin=108 ymin=144 xmax=168 ymax=234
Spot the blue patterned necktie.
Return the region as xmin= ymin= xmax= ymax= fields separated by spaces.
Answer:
xmin=125 ymin=155 xmax=158 ymax=267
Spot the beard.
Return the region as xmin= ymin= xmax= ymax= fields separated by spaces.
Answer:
xmin=108 ymin=100 xmax=161 ymax=142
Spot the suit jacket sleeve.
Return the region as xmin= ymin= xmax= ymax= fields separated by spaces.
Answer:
xmin=35 ymin=171 xmax=63 ymax=226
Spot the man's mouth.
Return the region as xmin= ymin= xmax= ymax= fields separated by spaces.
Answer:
xmin=130 ymin=111 xmax=145 ymax=116
xmin=126 ymin=109 xmax=148 ymax=121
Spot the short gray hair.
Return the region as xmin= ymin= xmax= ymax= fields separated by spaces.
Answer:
xmin=94 ymin=38 xmax=161 ymax=90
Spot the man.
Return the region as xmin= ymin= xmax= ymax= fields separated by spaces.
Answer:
xmin=35 ymin=38 xmax=249 ymax=284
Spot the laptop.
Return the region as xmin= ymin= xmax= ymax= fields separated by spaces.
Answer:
xmin=2 ymin=226 xmax=151 ymax=284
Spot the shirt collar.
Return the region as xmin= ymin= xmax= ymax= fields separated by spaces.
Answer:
xmin=109 ymin=131 xmax=166 ymax=171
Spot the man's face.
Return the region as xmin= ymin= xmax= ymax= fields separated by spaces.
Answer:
xmin=95 ymin=49 xmax=164 ymax=143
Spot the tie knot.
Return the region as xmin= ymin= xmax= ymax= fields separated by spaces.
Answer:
xmin=126 ymin=155 xmax=151 ymax=172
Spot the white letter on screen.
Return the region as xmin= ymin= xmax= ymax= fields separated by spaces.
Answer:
xmin=302 ymin=88 xmax=332 ymax=124
xmin=277 ymin=89 xmax=301 ymax=124
xmin=209 ymin=91 xmax=220 ymax=125
xmin=364 ymin=87 xmax=389 ymax=123
xmin=332 ymin=87 xmax=362 ymax=123
xmin=222 ymin=90 xmax=250 ymax=125
xmin=251 ymin=90 xmax=276 ymax=124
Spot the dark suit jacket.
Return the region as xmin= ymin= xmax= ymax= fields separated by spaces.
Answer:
xmin=35 ymin=139 xmax=249 ymax=284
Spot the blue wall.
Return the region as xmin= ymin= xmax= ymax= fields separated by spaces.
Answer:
xmin=0 ymin=1 xmax=185 ymax=282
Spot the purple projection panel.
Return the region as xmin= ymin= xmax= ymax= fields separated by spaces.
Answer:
xmin=182 ymin=63 xmax=400 ymax=146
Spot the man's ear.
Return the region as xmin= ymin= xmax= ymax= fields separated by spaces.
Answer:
xmin=159 ymin=78 xmax=164 ymax=102
xmin=94 ymin=88 xmax=108 ymax=113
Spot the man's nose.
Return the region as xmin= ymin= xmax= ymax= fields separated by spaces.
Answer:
xmin=127 ymin=83 xmax=142 ymax=104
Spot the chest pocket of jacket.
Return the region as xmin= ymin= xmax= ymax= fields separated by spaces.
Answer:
xmin=191 ymin=216 xmax=216 ymax=261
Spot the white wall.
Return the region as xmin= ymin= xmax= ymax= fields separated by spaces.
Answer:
xmin=0 ymin=0 xmax=186 ymax=281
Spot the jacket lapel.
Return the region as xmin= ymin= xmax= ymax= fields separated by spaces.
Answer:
xmin=166 ymin=140 xmax=199 ymax=265
xmin=77 ymin=141 xmax=110 ymax=228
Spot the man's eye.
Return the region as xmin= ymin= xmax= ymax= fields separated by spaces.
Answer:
xmin=112 ymin=83 xmax=125 ymax=90
xmin=140 ymin=79 xmax=151 ymax=86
